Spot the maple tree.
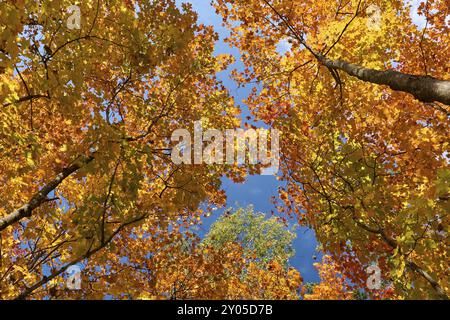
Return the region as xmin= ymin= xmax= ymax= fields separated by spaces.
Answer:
xmin=1 ymin=0 xmax=448 ymax=301
xmin=302 ymin=255 xmax=397 ymax=300
xmin=0 ymin=0 xmax=246 ymax=299
xmin=303 ymin=255 xmax=353 ymax=300
xmin=214 ymin=0 xmax=449 ymax=299
xmin=38 ymin=222 xmax=301 ymax=300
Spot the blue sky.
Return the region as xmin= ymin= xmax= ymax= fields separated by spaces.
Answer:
xmin=175 ymin=0 xmax=321 ymax=283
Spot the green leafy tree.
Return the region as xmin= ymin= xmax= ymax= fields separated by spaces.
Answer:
xmin=203 ymin=206 xmax=297 ymax=267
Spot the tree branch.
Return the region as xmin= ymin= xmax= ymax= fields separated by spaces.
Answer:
xmin=0 ymin=155 xmax=94 ymax=232
xmin=14 ymin=213 xmax=148 ymax=299
xmin=351 ymin=214 xmax=449 ymax=300
xmin=262 ymin=0 xmax=450 ymax=106
xmin=318 ymin=54 xmax=450 ymax=106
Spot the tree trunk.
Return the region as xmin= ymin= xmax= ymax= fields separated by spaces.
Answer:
xmin=319 ymin=55 xmax=450 ymax=106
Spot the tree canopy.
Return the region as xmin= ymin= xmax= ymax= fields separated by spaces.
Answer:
xmin=203 ymin=206 xmax=297 ymax=267
xmin=0 ymin=0 xmax=448 ymax=300
xmin=215 ymin=0 xmax=449 ymax=299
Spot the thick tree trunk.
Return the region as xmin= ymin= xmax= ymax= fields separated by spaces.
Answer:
xmin=319 ymin=55 xmax=450 ymax=106
xmin=0 ymin=155 xmax=94 ymax=232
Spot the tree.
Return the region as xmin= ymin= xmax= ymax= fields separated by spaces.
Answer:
xmin=49 ymin=225 xmax=302 ymax=300
xmin=202 ymin=206 xmax=296 ymax=267
xmin=214 ymin=0 xmax=449 ymax=299
xmin=0 ymin=0 xmax=241 ymax=299
xmin=214 ymin=0 xmax=450 ymax=107
xmin=2 ymin=0 xmax=448 ymax=300
xmin=303 ymin=255 xmax=353 ymax=300
xmin=137 ymin=234 xmax=302 ymax=300
xmin=302 ymin=255 xmax=397 ymax=300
